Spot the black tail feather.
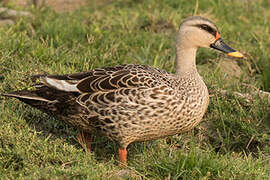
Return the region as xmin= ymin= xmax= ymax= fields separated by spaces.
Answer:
xmin=1 ymin=86 xmax=80 ymax=116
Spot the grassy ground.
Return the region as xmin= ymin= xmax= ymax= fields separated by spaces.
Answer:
xmin=0 ymin=0 xmax=270 ymax=179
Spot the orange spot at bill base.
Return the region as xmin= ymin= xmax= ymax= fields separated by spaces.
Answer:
xmin=216 ymin=32 xmax=221 ymax=40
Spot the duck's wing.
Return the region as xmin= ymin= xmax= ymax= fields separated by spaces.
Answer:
xmin=40 ymin=64 xmax=172 ymax=94
xmin=2 ymin=64 xmax=174 ymax=130
xmin=2 ymin=64 xmax=173 ymax=109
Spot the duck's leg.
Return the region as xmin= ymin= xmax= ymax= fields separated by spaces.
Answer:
xmin=118 ymin=147 xmax=128 ymax=166
xmin=77 ymin=130 xmax=92 ymax=153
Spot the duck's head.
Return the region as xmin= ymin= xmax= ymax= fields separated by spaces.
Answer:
xmin=177 ymin=16 xmax=243 ymax=58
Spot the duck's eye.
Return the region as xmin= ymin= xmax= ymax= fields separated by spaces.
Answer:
xmin=197 ymin=24 xmax=216 ymax=37
xmin=200 ymin=24 xmax=212 ymax=31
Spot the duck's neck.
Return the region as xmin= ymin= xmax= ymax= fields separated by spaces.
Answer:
xmin=175 ymin=43 xmax=198 ymax=76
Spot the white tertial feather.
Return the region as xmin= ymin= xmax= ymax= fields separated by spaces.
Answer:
xmin=42 ymin=77 xmax=79 ymax=92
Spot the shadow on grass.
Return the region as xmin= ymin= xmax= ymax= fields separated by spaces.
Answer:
xmin=21 ymin=107 xmax=120 ymax=163
xmin=196 ymin=110 xmax=270 ymax=158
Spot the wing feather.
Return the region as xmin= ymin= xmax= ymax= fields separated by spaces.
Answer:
xmin=38 ymin=64 xmax=173 ymax=94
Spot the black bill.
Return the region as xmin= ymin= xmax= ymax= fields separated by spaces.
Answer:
xmin=210 ymin=38 xmax=243 ymax=58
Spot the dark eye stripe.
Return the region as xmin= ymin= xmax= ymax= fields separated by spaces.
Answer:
xmin=194 ymin=24 xmax=217 ymax=37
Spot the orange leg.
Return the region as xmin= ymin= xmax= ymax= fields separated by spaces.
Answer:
xmin=77 ymin=130 xmax=92 ymax=153
xmin=118 ymin=147 xmax=128 ymax=166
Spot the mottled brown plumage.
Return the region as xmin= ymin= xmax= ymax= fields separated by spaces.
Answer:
xmin=1 ymin=16 xmax=243 ymax=164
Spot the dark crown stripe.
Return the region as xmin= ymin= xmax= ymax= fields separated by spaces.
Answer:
xmin=193 ymin=24 xmax=217 ymax=37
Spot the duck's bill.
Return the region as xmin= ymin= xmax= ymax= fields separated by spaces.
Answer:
xmin=210 ymin=38 xmax=243 ymax=58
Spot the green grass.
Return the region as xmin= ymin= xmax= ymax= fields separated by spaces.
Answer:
xmin=0 ymin=0 xmax=270 ymax=179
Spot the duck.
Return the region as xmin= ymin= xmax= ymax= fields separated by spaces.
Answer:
xmin=1 ymin=16 xmax=243 ymax=165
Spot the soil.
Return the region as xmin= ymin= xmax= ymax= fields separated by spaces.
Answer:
xmin=218 ymin=59 xmax=242 ymax=79
xmin=8 ymin=0 xmax=87 ymax=12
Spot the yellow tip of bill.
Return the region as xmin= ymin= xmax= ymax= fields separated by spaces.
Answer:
xmin=228 ymin=51 xmax=244 ymax=58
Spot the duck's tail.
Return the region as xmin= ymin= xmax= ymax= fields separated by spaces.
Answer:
xmin=1 ymin=87 xmax=58 ymax=112
xmin=1 ymin=84 xmax=80 ymax=116
xmin=1 ymin=89 xmax=51 ymax=103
